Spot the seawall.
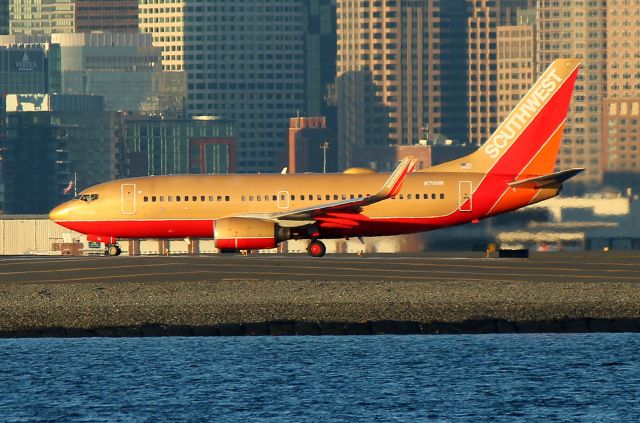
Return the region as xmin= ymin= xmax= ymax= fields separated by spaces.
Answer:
xmin=1 ymin=278 xmax=639 ymax=337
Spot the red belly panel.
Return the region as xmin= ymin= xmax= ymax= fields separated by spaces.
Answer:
xmin=54 ymin=219 xmax=215 ymax=239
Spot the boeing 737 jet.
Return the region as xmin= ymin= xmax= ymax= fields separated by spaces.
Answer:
xmin=49 ymin=59 xmax=582 ymax=257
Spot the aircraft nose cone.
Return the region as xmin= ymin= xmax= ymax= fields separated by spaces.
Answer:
xmin=49 ymin=204 xmax=70 ymax=221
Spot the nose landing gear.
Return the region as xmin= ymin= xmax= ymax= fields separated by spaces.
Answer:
xmin=306 ymin=240 xmax=326 ymax=258
xmin=106 ymin=244 xmax=122 ymax=256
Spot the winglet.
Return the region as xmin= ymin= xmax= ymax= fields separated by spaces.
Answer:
xmin=508 ymin=168 xmax=585 ymax=189
xmin=378 ymin=156 xmax=414 ymax=198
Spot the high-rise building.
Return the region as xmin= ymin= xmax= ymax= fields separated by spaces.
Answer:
xmin=139 ymin=1 xmax=316 ymax=173
xmin=0 ymin=0 xmax=9 ymax=35
xmin=0 ymin=33 xmax=183 ymax=114
xmin=467 ymin=0 xmax=535 ymax=146
xmin=0 ymin=45 xmax=48 ymax=93
xmin=1 ymin=93 xmax=112 ymax=214
xmin=75 ymin=0 xmax=138 ymax=33
xmin=496 ymin=9 xmax=535 ymax=123
xmin=50 ymin=32 xmax=165 ymax=113
xmin=9 ymin=0 xmax=138 ymax=34
xmin=537 ymin=0 xmax=607 ymax=187
xmin=305 ymin=0 xmax=337 ymax=117
xmin=336 ymin=0 xmax=469 ymax=168
xmin=118 ymin=116 xmax=235 ymax=178
xmin=601 ymin=1 xmax=640 ymax=189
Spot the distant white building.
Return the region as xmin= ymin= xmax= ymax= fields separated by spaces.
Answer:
xmin=0 ymin=33 xmax=185 ymax=114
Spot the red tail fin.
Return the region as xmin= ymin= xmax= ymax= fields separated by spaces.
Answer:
xmin=434 ymin=59 xmax=580 ymax=177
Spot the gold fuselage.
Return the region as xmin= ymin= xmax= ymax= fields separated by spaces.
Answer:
xmin=52 ymin=170 xmax=488 ymax=223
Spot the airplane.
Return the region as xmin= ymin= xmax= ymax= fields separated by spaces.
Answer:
xmin=49 ymin=59 xmax=582 ymax=258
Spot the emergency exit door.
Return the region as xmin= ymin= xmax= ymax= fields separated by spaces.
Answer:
xmin=121 ymin=183 xmax=136 ymax=215
xmin=458 ymin=181 xmax=472 ymax=212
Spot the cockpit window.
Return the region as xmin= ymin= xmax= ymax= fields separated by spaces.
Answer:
xmin=74 ymin=193 xmax=99 ymax=202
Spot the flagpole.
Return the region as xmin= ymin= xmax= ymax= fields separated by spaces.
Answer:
xmin=73 ymin=172 xmax=77 ymax=197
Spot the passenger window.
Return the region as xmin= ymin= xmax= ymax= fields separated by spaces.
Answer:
xmin=273 ymin=195 xmax=277 ymax=201
xmin=342 ymin=194 xmax=346 ymax=200
xmin=432 ymin=193 xmax=436 ymax=199
xmin=333 ymin=194 xmax=338 ymax=200
xmin=257 ymin=195 xmax=262 ymax=201
xmin=325 ymin=195 xmax=330 ymax=200
xmin=415 ymin=194 xmax=419 ymax=199
xmin=208 ymin=196 xmax=213 ymax=202
xmin=423 ymin=194 xmax=429 ymax=199
xmin=217 ymin=195 xmax=222 ymax=202
xmin=152 ymin=196 xmax=157 ymax=202
xmin=399 ymin=194 xmax=404 ymax=199
xmin=168 ymin=196 xmax=173 ymax=202
xmin=280 ymin=194 xmax=286 ymax=201
xmin=176 ymin=196 xmax=181 ymax=202
xmin=440 ymin=193 xmax=445 ymax=199
xmin=242 ymin=195 xmax=246 ymax=201
xmin=201 ymin=196 xmax=206 ymax=202
xmin=160 ymin=196 xmax=165 ymax=202
xmin=249 ymin=195 xmax=254 ymax=201
xmin=225 ymin=196 xmax=230 ymax=201
xmin=407 ymin=194 xmax=412 ymax=200
xmin=358 ymin=194 xmax=363 ymax=198
xmin=184 ymin=196 xmax=189 ymax=202
xmin=144 ymin=196 xmax=149 ymax=202
xmin=300 ymin=195 xmax=305 ymax=200
xmin=290 ymin=195 xmax=295 ymax=200
xmin=317 ymin=195 xmax=322 ymax=200
xmin=90 ymin=194 xmax=99 ymax=201
xmin=193 ymin=196 xmax=197 ymax=201
xmin=350 ymin=194 xmax=355 ymax=199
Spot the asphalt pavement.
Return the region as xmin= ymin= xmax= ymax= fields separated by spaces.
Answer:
xmin=0 ymin=251 xmax=638 ymax=284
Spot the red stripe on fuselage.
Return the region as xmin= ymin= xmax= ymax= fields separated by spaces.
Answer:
xmin=54 ymin=219 xmax=215 ymax=239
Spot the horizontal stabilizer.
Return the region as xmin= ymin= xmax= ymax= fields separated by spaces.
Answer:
xmin=508 ymin=168 xmax=585 ymax=189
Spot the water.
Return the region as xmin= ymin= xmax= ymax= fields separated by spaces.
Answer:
xmin=0 ymin=334 xmax=639 ymax=422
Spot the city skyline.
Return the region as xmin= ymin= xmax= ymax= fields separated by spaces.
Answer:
xmin=0 ymin=0 xmax=639 ymax=213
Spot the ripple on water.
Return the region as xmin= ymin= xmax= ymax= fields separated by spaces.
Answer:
xmin=0 ymin=334 xmax=639 ymax=422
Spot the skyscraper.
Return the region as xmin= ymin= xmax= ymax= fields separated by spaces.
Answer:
xmin=537 ymin=0 xmax=607 ymax=187
xmin=336 ymin=0 xmax=468 ymax=168
xmin=139 ymin=1 xmax=312 ymax=173
xmin=467 ymin=0 xmax=535 ymax=146
xmin=9 ymin=0 xmax=138 ymax=35
xmin=496 ymin=9 xmax=535 ymax=123
xmin=601 ymin=0 xmax=640 ymax=188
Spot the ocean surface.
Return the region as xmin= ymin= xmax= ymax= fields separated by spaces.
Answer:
xmin=1 ymin=334 xmax=639 ymax=422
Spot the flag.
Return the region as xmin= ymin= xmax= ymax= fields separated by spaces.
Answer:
xmin=63 ymin=180 xmax=74 ymax=194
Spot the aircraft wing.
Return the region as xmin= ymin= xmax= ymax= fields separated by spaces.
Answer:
xmin=508 ymin=168 xmax=585 ymax=189
xmin=235 ymin=156 xmax=417 ymax=225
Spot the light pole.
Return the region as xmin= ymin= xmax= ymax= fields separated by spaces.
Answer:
xmin=320 ymin=141 xmax=330 ymax=173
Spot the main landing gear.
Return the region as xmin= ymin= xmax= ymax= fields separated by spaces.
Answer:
xmin=106 ymin=244 xmax=122 ymax=256
xmin=306 ymin=240 xmax=326 ymax=258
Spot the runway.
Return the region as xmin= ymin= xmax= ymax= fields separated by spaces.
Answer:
xmin=0 ymin=251 xmax=638 ymax=284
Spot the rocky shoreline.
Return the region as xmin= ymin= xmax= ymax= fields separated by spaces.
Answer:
xmin=1 ymin=279 xmax=639 ymax=337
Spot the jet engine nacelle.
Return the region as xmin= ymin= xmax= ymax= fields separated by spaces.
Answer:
xmin=214 ymin=217 xmax=290 ymax=250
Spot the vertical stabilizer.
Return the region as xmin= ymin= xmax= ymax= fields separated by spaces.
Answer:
xmin=436 ymin=59 xmax=580 ymax=177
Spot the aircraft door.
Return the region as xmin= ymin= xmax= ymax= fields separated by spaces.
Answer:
xmin=458 ymin=181 xmax=472 ymax=212
xmin=277 ymin=190 xmax=290 ymax=209
xmin=121 ymin=183 xmax=136 ymax=215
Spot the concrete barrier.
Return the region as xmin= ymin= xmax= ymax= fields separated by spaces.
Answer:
xmin=2 ymin=318 xmax=640 ymax=338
